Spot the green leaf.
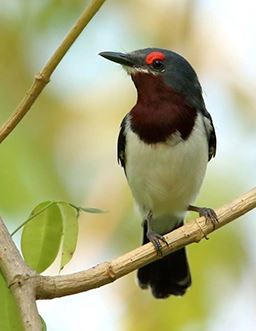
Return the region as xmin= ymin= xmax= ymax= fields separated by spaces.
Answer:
xmin=21 ymin=201 xmax=63 ymax=273
xmin=0 ymin=271 xmax=24 ymax=331
xmin=58 ymin=202 xmax=79 ymax=271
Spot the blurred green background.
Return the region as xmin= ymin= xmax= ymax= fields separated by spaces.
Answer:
xmin=0 ymin=0 xmax=256 ymax=330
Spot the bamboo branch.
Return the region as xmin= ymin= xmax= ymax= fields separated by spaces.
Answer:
xmin=0 ymin=187 xmax=255 ymax=324
xmin=0 ymin=218 xmax=41 ymax=331
xmin=36 ymin=187 xmax=256 ymax=299
xmin=0 ymin=0 xmax=106 ymax=144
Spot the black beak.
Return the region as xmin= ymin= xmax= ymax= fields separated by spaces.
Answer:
xmin=99 ymin=51 xmax=135 ymax=67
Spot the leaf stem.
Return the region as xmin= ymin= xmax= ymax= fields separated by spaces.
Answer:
xmin=11 ymin=201 xmax=105 ymax=236
xmin=11 ymin=202 xmax=54 ymax=237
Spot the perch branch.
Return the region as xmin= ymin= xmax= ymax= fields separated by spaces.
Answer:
xmin=36 ymin=186 xmax=256 ymax=299
xmin=0 ymin=218 xmax=41 ymax=331
xmin=0 ymin=0 xmax=106 ymax=144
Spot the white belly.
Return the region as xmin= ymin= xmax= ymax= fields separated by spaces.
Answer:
xmin=125 ymin=114 xmax=208 ymax=233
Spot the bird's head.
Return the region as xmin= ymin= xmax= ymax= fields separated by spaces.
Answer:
xmin=99 ymin=48 xmax=202 ymax=101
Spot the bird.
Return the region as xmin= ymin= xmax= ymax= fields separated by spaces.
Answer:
xmin=99 ymin=48 xmax=217 ymax=299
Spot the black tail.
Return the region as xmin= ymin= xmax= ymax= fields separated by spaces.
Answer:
xmin=137 ymin=222 xmax=191 ymax=299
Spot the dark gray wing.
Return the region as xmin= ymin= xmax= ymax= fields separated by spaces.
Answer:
xmin=202 ymin=108 xmax=217 ymax=161
xmin=117 ymin=116 xmax=127 ymax=171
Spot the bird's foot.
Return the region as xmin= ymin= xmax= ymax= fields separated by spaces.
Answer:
xmin=188 ymin=205 xmax=218 ymax=229
xmin=147 ymin=230 xmax=168 ymax=256
xmin=144 ymin=211 xmax=168 ymax=255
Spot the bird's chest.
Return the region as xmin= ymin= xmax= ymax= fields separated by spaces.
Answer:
xmin=125 ymin=114 xmax=208 ymax=218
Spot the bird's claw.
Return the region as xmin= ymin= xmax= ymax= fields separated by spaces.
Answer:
xmin=188 ymin=205 xmax=218 ymax=229
xmin=198 ymin=207 xmax=219 ymax=228
xmin=147 ymin=230 xmax=168 ymax=256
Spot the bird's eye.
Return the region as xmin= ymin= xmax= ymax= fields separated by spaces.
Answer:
xmin=152 ymin=59 xmax=165 ymax=71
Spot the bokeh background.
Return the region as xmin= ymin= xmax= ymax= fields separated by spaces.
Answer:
xmin=0 ymin=0 xmax=256 ymax=330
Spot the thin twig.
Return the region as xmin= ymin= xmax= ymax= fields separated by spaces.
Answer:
xmin=0 ymin=0 xmax=106 ymax=144
xmin=36 ymin=187 xmax=256 ymax=299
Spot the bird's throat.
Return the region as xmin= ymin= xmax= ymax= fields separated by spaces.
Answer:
xmin=130 ymin=73 xmax=197 ymax=144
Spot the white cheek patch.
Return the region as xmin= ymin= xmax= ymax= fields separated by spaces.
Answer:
xmin=123 ymin=65 xmax=157 ymax=76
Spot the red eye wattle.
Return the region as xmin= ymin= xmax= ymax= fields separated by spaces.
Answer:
xmin=145 ymin=51 xmax=165 ymax=65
